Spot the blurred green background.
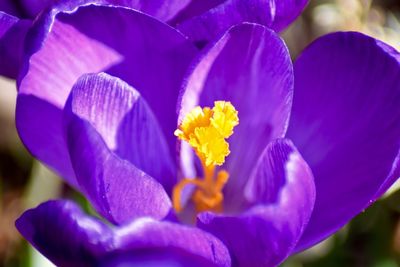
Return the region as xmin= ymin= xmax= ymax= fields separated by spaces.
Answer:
xmin=0 ymin=0 xmax=399 ymax=266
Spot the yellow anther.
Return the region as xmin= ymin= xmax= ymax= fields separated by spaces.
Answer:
xmin=189 ymin=127 xmax=229 ymax=166
xmin=211 ymin=101 xmax=239 ymax=138
xmin=175 ymin=101 xmax=238 ymax=166
xmin=174 ymin=106 xmax=212 ymax=141
xmin=173 ymin=101 xmax=239 ymax=214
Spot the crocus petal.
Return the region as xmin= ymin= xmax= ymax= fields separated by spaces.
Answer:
xmin=16 ymin=3 xmax=197 ymax=186
xmin=106 ymin=0 xmax=191 ymax=22
xmin=60 ymin=4 xmax=198 ymax=151
xmin=19 ymin=0 xmax=56 ymax=18
xmin=198 ymin=139 xmax=315 ymax=267
xmin=2 ymin=0 xmax=190 ymax=21
xmin=271 ymin=0 xmax=310 ymax=32
xmin=0 ymin=11 xmax=17 ymax=36
xmin=0 ymin=0 xmax=56 ymax=18
xmin=178 ymin=23 xmax=293 ymax=210
xmin=177 ymin=0 xmax=309 ymax=45
xmin=16 ymin=200 xmax=112 ymax=267
xmin=169 ymin=0 xmax=225 ymax=25
xmin=0 ymin=2 xmax=23 ymax=17
xmin=113 ymin=219 xmax=231 ymax=267
xmin=67 ymin=72 xmax=176 ymax=193
xmin=64 ymin=74 xmax=173 ymax=224
xmin=286 ymin=32 xmax=400 ymax=250
xmin=100 ymin=252 xmax=221 ymax=267
xmin=16 ymin=6 xmax=121 ymax=186
xmin=16 ymin=200 xmax=231 ymax=267
xmin=65 ymin=118 xmax=172 ymax=224
xmin=0 ymin=12 xmax=30 ymax=78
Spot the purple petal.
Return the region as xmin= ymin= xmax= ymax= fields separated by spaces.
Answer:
xmin=0 ymin=11 xmax=17 ymax=36
xmin=0 ymin=2 xmax=24 ymax=17
xmin=16 ymin=200 xmax=231 ymax=267
xmin=286 ymin=32 xmax=400 ymax=250
xmin=100 ymin=252 xmax=221 ymax=267
xmin=178 ymin=23 xmax=293 ymax=210
xmin=16 ymin=200 xmax=112 ymax=267
xmin=67 ymin=72 xmax=176 ymax=193
xmin=271 ymin=0 xmax=310 ymax=32
xmin=17 ymin=8 xmax=121 ymax=186
xmin=106 ymin=0 xmax=191 ymax=22
xmin=60 ymin=4 xmax=198 ymax=152
xmin=0 ymin=12 xmax=30 ymax=78
xmin=0 ymin=0 xmax=55 ymax=18
xmin=16 ymin=3 xmax=197 ymax=187
xmin=113 ymin=219 xmax=231 ymax=267
xmin=65 ymin=117 xmax=172 ymax=224
xmin=198 ymin=139 xmax=315 ymax=267
xmin=64 ymin=74 xmax=173 ymax=224
xmin=177 ymin=0 xmax=309 ymax=45
xmin=170 ymin=0 xmax=225 ymax=25
xmin=19 ymin=0 xmax=55 ymax=18
xmin=2 ymin=0 xmax=190 ymax=21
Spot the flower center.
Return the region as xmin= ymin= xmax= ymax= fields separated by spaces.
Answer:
xmin=173 ymin=101 xmax=239 ymax=213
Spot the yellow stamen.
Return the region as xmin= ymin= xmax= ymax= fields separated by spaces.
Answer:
xmin=173 ymin=101 xmax=239 ymax=213
xmin=211 ymin=101 xmax=239 ymax=138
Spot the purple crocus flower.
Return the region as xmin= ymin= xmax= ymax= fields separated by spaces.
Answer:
xmin=6 ymin=1 xmax=400 ymax=267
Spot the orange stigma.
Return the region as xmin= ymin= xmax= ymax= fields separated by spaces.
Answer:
xmin=172 ymin=101 xmax=239 ymax=213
